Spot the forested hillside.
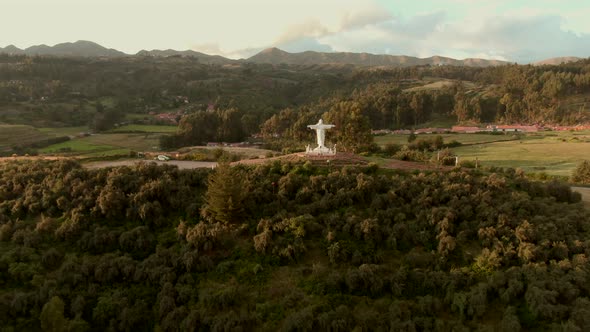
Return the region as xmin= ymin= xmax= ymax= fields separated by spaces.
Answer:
xmin=1 ymin=54 xmax=590 ymax=150
xmin=1 ymin=160 xmax=589 ymax=330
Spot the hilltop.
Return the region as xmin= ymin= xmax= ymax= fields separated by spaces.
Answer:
xmin=533 ymin=56 xmax=583 ymax=66
xmin=136 ymin=49 xmax=235 ymax=65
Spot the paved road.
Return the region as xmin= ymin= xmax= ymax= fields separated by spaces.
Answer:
xmin=84 ymin=159 xmax=217 ymax=169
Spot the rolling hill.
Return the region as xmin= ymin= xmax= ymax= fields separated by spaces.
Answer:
xmin=0 ymin=40 xmax=126 ymax=57
xmin=136 ymin=49 xmax=235 ymax=64
xmin=245 ymin=47 xmax=510 ymax=67
xmin=533 ymin=56 xmax=583 ymax=66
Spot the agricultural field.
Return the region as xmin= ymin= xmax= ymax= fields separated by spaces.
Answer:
xmin=376 ymin=130 xmax=590 ymax=176
xmin=0 ymin=124 xmax=50 ymax=152
xmin=40 ymin=133 xmax=162 ymax=157
xmin=374 ymin=132 xmax=518 ymax=146
xmin=38 ymin=126 xmax=89 ymax=137
xmin=35 ymin=124 xmax=177 ymax=157
xmin=452 ymin=132 xmax=590 ymax=176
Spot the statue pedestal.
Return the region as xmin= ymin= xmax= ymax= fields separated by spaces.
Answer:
xmin=306 ymin=145 xmax=335 ymax=156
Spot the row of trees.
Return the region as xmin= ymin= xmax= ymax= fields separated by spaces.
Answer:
xmin=159 ymin=108 xmax=247 ymax=148
xmin=1 ymin=158 xmax=589 ymax=330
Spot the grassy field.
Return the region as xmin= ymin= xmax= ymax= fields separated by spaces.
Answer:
xmin=452 ymin=134 xmax=590 ymax=176
xmin=375 ymin=132 xmax=517 ymax=146
xmin=38 ymin=126 xmax=89 ymax=137
xmin=108 ymin=124 xmax=178 ymax=133
xmin=40 ymin=133 xmax=163 ymax=156
xmin=39 ymin=139 xmax=118 ymax=153
xmin=0 ymin=125 xmax=49 ymax=152
xmin=375 ymin=131 xmax=590 ymax=176
xmin=404 ymin=80 xmax=456 ymax=92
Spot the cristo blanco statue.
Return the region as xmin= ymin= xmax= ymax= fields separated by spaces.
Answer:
xmin=306 ymin=119 xmax=336 ymax=155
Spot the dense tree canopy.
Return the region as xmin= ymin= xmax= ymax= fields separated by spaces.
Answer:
xmin=0 ymin=159 xmax=589 ymax=330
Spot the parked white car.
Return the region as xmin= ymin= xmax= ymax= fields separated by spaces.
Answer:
xmin=156 ymin=155 xmax=170 ymax=161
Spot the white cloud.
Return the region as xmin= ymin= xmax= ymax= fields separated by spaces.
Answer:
xmin=279 ymin=6 xmax=590 ymax=63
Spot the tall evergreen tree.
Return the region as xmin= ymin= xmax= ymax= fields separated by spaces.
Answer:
xmin=201 ymin=162 xmax=248 ymax=224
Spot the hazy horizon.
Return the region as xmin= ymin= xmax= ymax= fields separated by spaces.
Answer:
xmin=3 ymin=0 xmax=590 ymax=63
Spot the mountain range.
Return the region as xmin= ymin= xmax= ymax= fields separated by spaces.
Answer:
xmin=0 ymin=40 xmax=125 ymax=57
xmin=0 ymin=40 xmax=585 ymax=67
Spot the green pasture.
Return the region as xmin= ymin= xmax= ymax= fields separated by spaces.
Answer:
xmin=38 ymin=126 xmax=89 ymax=137
xmin=376 ymin=130 xmax=590 ymax=176
xmin=108 ymin=124 xmax=178 ymax=133
xmin=375 ymin=132 xmax=517 ymax=146
xmin=450 ymin=131 xmax=590 ymax=176
xmin=87 ymin=133 xmax=162 ymax=151
xmin=40 ymin=133 xmax=163 ymax=156
xmin=39 ymin=139 xmax=118 ymax=154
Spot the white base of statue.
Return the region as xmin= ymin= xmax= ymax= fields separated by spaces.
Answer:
xmin=305 ymin=144 xmax=336 ymax=156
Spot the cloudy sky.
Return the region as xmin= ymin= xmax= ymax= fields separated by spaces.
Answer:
xmin=2 ymin=0 xmax=590 ymax=63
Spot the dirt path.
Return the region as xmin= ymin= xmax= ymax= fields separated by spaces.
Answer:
xmin=572 ymin=187 xmax=590 ymax=208
xmin=84 ymin=160 xmax=217 ymax=169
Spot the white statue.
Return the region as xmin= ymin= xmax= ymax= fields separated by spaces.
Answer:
xmin=306 ymin=119 xmax=336 ymax=155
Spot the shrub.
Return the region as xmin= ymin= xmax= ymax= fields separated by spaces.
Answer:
xmin=571 ymin=160 xmax=590 ymax=184
xmin=434 ymin=148 xmax=456 ymax=166
xmin=459 ymin=160 xmax=477 ymax=168
xmin=394 ymin=146 xmax=431 ymax=162
xmin=383 ymin=143 xmax=402 ymax=156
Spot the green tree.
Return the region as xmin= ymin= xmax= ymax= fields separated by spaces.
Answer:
xmin=40 ymin=296 xmax=67 ymax=332
xmin=324 ymin=101 xmax=373 ymax=153
xmin=201 ymin=162 xmax=248 ymax=224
